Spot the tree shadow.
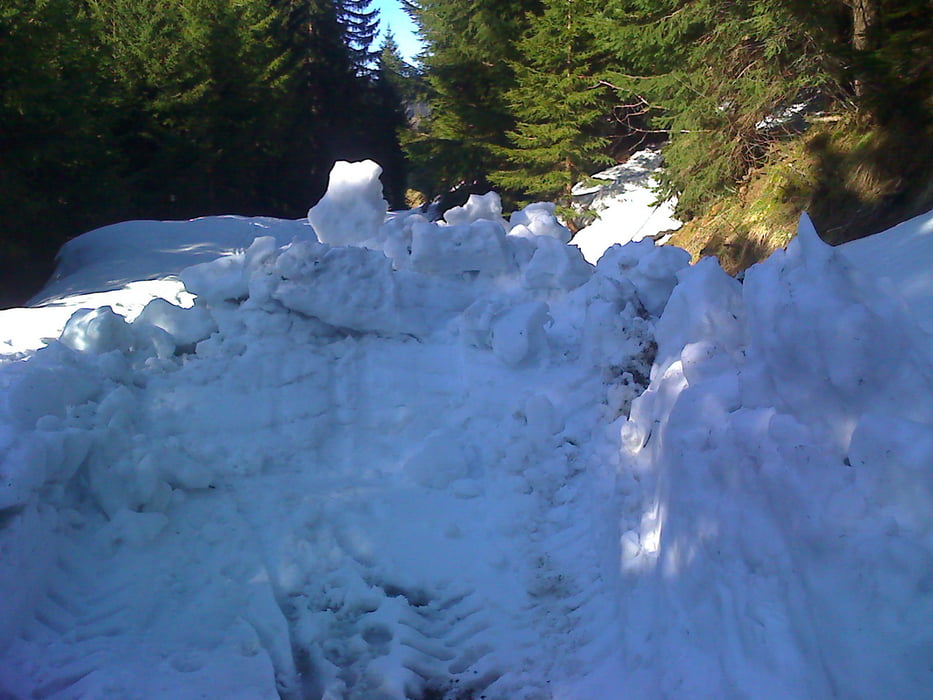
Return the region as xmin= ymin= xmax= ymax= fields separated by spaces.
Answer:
xmin=806 ymin=117 xmax=933 ymax=246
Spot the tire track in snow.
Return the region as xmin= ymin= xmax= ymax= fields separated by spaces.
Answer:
xmin=1 ymin=254 xmax=657 ymax=699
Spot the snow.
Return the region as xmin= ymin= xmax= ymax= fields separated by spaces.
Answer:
xmin=571 ymin=148 xmax=683 ymax=263
xmin=840 ymin=207 xmax=933 ymax=335
xmin=1 ymin=158 xmax=932 ymax=699
xmin=755 ymin=100 xmax=811 ymax=131
xmin=307 ymin=160 xmax=388 ymax=246
xmin=509 ymin=201 xmax=572 ymax=244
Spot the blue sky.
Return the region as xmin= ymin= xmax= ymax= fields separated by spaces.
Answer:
xmin=372 ymin=0 xmax=424 ymax=64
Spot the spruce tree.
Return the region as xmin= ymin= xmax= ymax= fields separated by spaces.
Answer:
xmin=0 ymin=0 xmax=113 ymax=294
xmin=338 ymin=0 xmax=382 ymax=74
xmin=1 ymin=0 xmax=412 ymax=305
xmin=491 ymin=0 xmax=613 ymax=203
xmin=84 ymin=0 xmax=293 ymax=217
xmin=593 ymin=0 xmax=844 ymax=217
xmin=406 ymin=0 xmax=540 ymax=195
xmin=366 ymin=33 xmax=414 ymax=207
xmin=269 ymin=0 xmax=363 ymax=202
xmin=377 ymin=31 xmax=423 ymax=105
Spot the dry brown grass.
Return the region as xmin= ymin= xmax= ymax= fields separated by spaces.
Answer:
xmin=666 ymin=111 xmax=933 ymax=275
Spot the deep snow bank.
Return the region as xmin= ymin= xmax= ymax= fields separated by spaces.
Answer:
xmin=617 ymin=214 xmax=933 ymax=697
xmin=0 ymin=160 xmax=931 ymax=699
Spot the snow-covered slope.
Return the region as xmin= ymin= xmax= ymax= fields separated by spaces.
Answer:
xmin=571 ymin=149 xmax=682 ymax=264
xmin=1 ymin=161 xmax=931 ymax=699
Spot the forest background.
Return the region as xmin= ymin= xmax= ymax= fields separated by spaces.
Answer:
xmin=2 ymin=0 xmax=932 ymax=306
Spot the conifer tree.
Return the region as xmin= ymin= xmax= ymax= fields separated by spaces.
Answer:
xmin=377 ymin=31 xmax=423 ymax=105
xmin=0 ymin=0 xmax=112 ymax=284
xmin=593 ymin=0 xmax=843 ymax=217
xmin=1 ymin=0 xmax=413 ymax=305
xmin=492 ymin=0 xmax=613 ymax=203
xmin=365 ymin=33 xmax=413 ymax=207
xmin=84 ymin=0 xmax=292 ymax=216
xmin=339 ymin=0 xmax=382 ymax=73
xmin=269 ymin=0 xmax=365 ymax=201
xmin=407 ymin=0 xmax=540 ymax=194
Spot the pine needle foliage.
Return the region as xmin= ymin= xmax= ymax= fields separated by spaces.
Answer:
xmin=406 ymin=0 xmax=540 ymax=194
xmin=592 ymin=0 xmax=845 ymax=218
xmin=1 ymin=0 xmax=409 ymax=304
xmin=491 ymin=0 xmax=615 ymax=203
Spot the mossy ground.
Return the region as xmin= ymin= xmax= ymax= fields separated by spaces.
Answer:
xmin=668 ymin=109 xmax=933 ymax=275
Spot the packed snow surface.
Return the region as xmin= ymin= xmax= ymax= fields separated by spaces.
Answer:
xmin=1 ymin=160 xmax=932 ymax=699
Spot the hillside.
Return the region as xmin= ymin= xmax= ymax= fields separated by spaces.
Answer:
xmin=668 ymin=112 xmax=933 ymax=273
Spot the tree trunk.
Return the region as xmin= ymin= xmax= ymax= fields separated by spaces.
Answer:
xmin=850 ymin=0 xmax=880 ymax=97
xmin=851 ymin=0 xmax=880 ymax=52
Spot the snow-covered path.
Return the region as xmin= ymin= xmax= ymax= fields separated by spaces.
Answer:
xmin=2 ymin=163 xmax=932 ymax=698
xmin=1 ymin=282 xmax=646 ymax=699
xmin=1 ymin=171 xmax=662 ymax=698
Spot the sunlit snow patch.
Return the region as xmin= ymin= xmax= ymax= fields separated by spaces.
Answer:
xmin=571 ymin=148 xmax=682 ymax=264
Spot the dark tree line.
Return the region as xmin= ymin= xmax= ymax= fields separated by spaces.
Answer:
xmin=0 ymin=0 xmax=412 ymax=303
xmin=3 ymin=0 xmax=930 ymax=305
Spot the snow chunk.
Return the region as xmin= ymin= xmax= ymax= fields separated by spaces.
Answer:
xmin=653 ymin=257 xmax=744 ymax=375
xmin=60 ymin=306 xmax=136 ymax=355
xmin=442 ymin=191 xmax=506 ymax=228
xmin=273 ymin=243 xmax=401 ymax=334
xmin=136 ymin=299 xmax=217 ymax=350
xmin=522 ymin=236 xmax=591 ymax=292
xmin=597 ymin=239 xmax=691 ymax=317
xmin=180 ymin=253 xmax=248 ymax=304
xmin=410 ymin=219 xmax=509 ymax=277
xmin=179 ymin=236 xmax=279 ymax=305
xmin=491 ymin=302 xmax=550 ymax=367
xmin=308 ymin=160 xmax=388 ymax=245
xmin=508 ymin=202 xmax=572 ymax=243
xmin=5 ymin=365 xmax=100 ymax=431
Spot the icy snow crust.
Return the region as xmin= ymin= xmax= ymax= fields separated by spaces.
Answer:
xmin=1 ymin=161 xmax=932 ymax=698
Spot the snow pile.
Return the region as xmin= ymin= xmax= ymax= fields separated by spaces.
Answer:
xmin=0 ymin=161 xmax=666 ymax=699
xmin=0 ymin=160 xmax=931 ymax=699
xmin=840 ymin=207 xmax=933 ymax=335
xmin=307 ymin=160 xmax=388 ymax=246
xmin=617 ymin=215 xmax=933 ymax=697
xmin=33 ymin=216 xmax=311 ymax=304
xmin=571 ymin=148 xmax=683 ymax=263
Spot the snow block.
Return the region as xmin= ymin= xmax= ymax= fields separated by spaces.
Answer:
xmin=491 ymin=302 xmax=550 ymax=367
xmin=508 ymin=202 xmax=572 ymax=244
xmin=308 ymin=160 xmax=388 ymax=246
xmin=442 ymin=191 xmax=506 ymax=228
xmin=60 ymin=306 xmax=135 ymax=354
